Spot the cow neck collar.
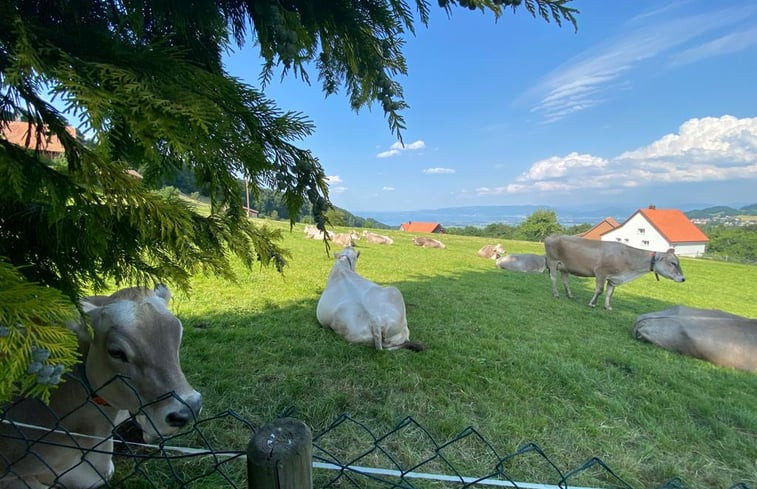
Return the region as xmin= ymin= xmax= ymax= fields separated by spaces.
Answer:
xmin=75 ymin=363 xmax=112 ymax=407
xmin=650 ymin=252 xmax=660 ymax=281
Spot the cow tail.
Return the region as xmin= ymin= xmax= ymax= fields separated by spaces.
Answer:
xmin=401 ymin=341 xmax=426 ymax=352
xmin=371 ymin=322 xmax=383 ymax=351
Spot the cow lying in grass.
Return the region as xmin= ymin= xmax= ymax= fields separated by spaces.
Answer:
xmin=412 ymin=236 xmax=445 ymax=249
xmin=494 ymin=253 xmax=546 ymax=273
xmin=316 ymin=247 xmax=424 ymax=351
xmin=362 ymin=230 xmax=394 ymax=245
xmin=0 ymin=285 xmax=202 ymax=489
xmin=634 ymin=306 xmax=757 ymax=372
xmin=478 ymin=244 xmax=506 ymax=259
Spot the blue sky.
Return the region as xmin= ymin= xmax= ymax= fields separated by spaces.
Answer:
xmin=224 ymin=0 xmax=757 ymax=214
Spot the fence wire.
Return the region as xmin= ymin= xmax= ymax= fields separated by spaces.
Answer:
xmin=0 ymin=378 xmax=753 ymax=489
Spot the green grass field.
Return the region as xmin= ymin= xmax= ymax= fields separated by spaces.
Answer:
xmin=126 ymin=220 xmax=757 ymax=488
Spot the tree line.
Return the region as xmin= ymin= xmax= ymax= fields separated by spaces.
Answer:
xmin=446 ymin=209 xmax=592 ymax=242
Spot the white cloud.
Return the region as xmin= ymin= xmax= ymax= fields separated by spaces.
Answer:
xmin=376 ymin=149 xmax=401 ymax=159
xmin=521 ymin=5 xmax=755 ymax=122
xmin=492 ymin=115 xmax=757 ymax=195
xmin=376 ymin=140 xmax=425 ymax=158
xmin=669 ymin=26 xmax=757 ymax=67
xmin=326 ymin=175 xmax=343 ymax=184
xmin=517 ymin=152 xmax=608 ymax=181
xmin=382 ymin=186 xmax=395 ymax=191
xmin=423 ymin=167 xmax=456 ymax=174
xmin=329 ymin=186 xmax=348 ymax=194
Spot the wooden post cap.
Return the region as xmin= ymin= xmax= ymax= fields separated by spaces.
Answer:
xmin=247 ymin=418 xmax=313 ymax=489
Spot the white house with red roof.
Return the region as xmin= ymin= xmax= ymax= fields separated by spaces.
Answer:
xmin=601 ymin=205 xmax=709 ymax=257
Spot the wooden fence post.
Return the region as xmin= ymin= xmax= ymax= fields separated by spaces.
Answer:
xmin=247 ymin=417 xmax=313 ymax=489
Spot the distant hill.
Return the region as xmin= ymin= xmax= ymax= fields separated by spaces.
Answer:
xmin=685 ymin=204 xmax=757 ymax=219
xmin=334 ymin=207 xmax=391 ymax=229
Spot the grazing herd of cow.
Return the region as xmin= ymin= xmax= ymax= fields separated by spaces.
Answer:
xmin=312 ymin=229 xmax=755 ymax=375
xmin=1 ymin=230 xmax=754 ymax=488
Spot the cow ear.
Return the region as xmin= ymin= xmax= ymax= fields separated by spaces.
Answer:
xmin=666 ymin=248 xmax=675 ymax=254
xmin=154 ymin=283 xmax=171 ymax=304
xmin=80 ymin=299 xmax=99 ymax=315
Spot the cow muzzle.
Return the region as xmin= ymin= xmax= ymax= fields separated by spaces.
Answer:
xmin=135 ymin=390 xmax=202 ymax=441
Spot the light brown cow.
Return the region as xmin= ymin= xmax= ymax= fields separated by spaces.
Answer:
xmin=303 ymin=224 xmax=332 ymax=240
xmin=0 ymin=285 xmax=201 ymax=489
xmin=412 ymin=236 xmax=446 ymax=249
xmin=634 ymin=306 xmax=757 ymax=372
xmin=361 ymin=230 xmax=394 ymax=245
xmin=332 ymin=231 xmax=360 ymax=247
xmin=478 ymin=244 xmax=506 ymax=259
xmin=544 ymin=235 xmax=685 ymax=310
xmin=495 ymin=253 xmax=546 ymax=273
xmin=316 ymin=247 xmax=424 ymax=351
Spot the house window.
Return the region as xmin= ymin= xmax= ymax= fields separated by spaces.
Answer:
xmin=642 ymin=240 xmax=649 ymax=246
xmin=638 ymin=228 xmax=645 ymax=235
xmin=616 ymin=238 xmax=622 ymax=242
xmin=624 ymin=238 xmax=629 ymax=242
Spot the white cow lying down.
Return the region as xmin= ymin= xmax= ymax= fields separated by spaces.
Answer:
xmin=316 ymin=247 xmax=424 ymax=351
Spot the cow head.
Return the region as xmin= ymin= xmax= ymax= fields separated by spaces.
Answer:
xmin=334 ymin=246 xmax=360 ymax=271
xmin=81 ymin=285 xmax=202 ymax=441
xmin=652 ymin=249 xmax=686 ymax=283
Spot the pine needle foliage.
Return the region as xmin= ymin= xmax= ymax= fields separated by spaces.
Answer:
xmin=0 ymin=262 xmax=79 ymax=403
xmin=0 ymin=0 xmax=577 ymax=402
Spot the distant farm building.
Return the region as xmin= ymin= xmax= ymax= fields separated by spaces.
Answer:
xmin=601 ymin=205 xmax=709 ymax=257
xmin=400 ymin=221 xmax=444 ymax=233
xmin=578 ymin=217 xmax=620 ymax=240
xmin=1 ymin=120 xmax=76 ymax=159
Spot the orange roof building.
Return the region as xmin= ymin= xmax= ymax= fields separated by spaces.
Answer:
xmin=399 ymin=221 xmax=444 ymax=233
xmin=579 ymin=217 xmax=620 ymax=240
xmin=601 ymin=205 xmax=708 ymax=257
xmin=1 ymin=120 xmax=76 ymax=158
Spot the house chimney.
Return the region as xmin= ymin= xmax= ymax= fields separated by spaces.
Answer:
xmin=648 ymin=204 xmax=656 ymax=210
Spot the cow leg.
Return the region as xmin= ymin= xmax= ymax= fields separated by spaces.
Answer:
xmin=560 ymin=270 xmax=573 ymax=298
xmin=548 ymin=261 xmax=560 ymax=297
xmin=56 ymin=439 xmax=115 ymax=489
xmin=588 ymin=277 xmax=605 ymax=308
xmin=603 ymin=283 xmax=616 ymax=310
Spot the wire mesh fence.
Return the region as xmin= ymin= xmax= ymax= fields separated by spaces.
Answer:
xmin=1 ymin=377 xmax=753 ymax=489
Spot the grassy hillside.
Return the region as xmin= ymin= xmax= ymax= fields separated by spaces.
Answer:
xmin=120 ymin=222 xmax=757 ymax=488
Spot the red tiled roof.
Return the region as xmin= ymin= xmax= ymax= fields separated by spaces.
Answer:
xmin=580 ymin=217 xmax=620 ymax=240
xmin=637 ymin=208 xmax=709 ymax=243
xmin=400 ymin=221 xmax=443 ymax=233
xmin=1 ymin=121 xmax=76 ymax=155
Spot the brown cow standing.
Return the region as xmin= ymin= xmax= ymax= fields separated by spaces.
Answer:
xmin=544 ymin=235 xmax=685 ymax=310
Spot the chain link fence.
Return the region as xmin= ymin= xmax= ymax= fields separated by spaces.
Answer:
xmin=1 ymin=378 xmax=753 ymax=489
